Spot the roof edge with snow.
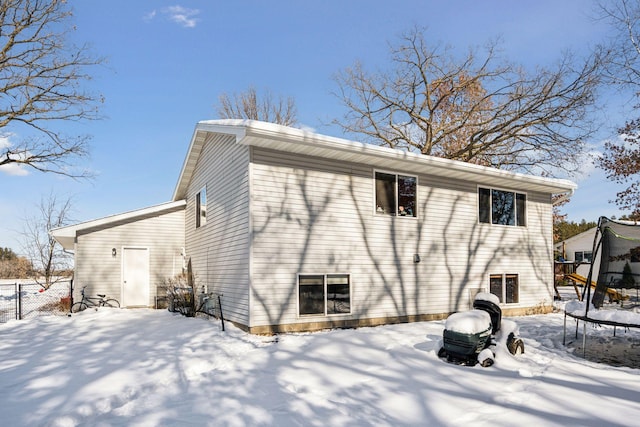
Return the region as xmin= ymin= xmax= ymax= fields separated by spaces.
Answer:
xmin=50 ymin=200 xmax=186 ymax=250
xmin=172 ymin=120 xmax=578 ymax=201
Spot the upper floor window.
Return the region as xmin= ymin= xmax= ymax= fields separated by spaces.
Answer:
xmin=479 ymin=187 xmax=526 ymax=227
xmin=196 ymin=187 xmax=206 ymax=228
xmin=375 ymin=171 xmax=417 ymax=217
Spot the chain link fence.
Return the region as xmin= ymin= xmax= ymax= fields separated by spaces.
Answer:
xmin=0 ymin=280 xmax=72 ymax=323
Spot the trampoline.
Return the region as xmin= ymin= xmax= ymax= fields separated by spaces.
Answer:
xmin=563 ymin=217 xmax=640 ymax=358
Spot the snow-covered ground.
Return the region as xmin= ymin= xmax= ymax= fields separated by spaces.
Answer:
xmin=1 ymin=304 xmax=639 ymax=427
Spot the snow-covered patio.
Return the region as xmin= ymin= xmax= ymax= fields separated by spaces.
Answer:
xmin=1 ymin=307 xmax=639 ymax=427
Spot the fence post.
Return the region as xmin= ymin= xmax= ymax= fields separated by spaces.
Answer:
xmin=218 ymin=294 xmax=225 ymax=332
xmin=16 ymin=282 xmax=21 ymax=320
xmin=14 ymin=282 xmax=18 ymax=320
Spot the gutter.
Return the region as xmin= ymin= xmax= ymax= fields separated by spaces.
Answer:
xmin=553 ymin=187 xmax=576 ymax=206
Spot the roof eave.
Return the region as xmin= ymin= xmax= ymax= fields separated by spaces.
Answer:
xmin=240 ymin=124 xmax=577 ymax=194
xmin=172 ymin=122 xmax=247 ymax=201
xmin=172 ymin=120 xmax=577 ymax=198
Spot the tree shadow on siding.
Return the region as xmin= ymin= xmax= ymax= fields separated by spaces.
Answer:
xmin=250 ymin=168 xmax=337 ymax=329
xmin=348 ymin=174 xmax=426 ymax=318
xmin=249 ymin=164 xmax=554 ymax=331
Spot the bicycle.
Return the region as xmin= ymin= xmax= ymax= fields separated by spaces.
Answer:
xmin=70 ymin=286 xmax=120 ymax=313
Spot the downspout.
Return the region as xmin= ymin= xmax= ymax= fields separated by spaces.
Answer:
xmin=552 ymin=187 xmax=575 ymax=251
xmin=553 ymin=188 xmax=575 ymax=207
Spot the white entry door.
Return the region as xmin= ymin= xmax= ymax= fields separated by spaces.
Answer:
xmin=122 ymin=247 xmax=150 ymax=307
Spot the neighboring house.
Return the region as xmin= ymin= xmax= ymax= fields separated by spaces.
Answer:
xmin=52 ymin=120 xmax=577 ymax=334
xmin=555 ymin=227 xmax=599 ymax=279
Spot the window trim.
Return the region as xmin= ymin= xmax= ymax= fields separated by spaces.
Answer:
xmin=574 ymin=251 xmax=593 ymax=263
xmin=373 ymin=169 xmax=418 ymax=218
xmin=297 ymin=273 xmax=352 ymax=317
xmin=478 ymin=186 xmax=527 ymax=227
xmin=489 ymin=273 xmax=520 ymax=304
xmin=195 ymin=186 xmax=207 ymax=229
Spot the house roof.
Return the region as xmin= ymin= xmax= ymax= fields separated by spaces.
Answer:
xmin=50 ymin=200 xmax=186 ymax=250
xmin=554 ymin=227 xmax=597 ymax=250
xmin=172 ymin=120 xmax=578 ymax=201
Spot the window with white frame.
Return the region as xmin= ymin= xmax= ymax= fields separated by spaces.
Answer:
xmin=298 ymin=274 xmax=351 ymax=316
xmin=479 ymin=187 xmax=526 ymax=226
xmin=489 ymin=273 xmax=519 ymax=304
xmin=574 ymin=251 xmax=593 ymax=263
xmin=375 ymin=171 xmax=417 ymax=217
xmin=195 ymin=187 xmax=206 ymax=228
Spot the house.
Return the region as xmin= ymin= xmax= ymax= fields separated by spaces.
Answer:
xmin=554 ymin=227 xmax=598 ymax=279
xmin=52 ymin=120 xmax=577 ymax=334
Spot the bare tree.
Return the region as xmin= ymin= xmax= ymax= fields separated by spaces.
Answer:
xmin=21 ymin=193 xmax=73 ymax=289
xmin=0 ymin=0 xmax=103 ymax=177
xmin=597 ymin=0 xmax=640 ymax=87
xmin=595 ymin=0 xmax=640 ymax=217
xmin=215 ymin=86 xmax=298 ymax=126
xmin=333 ymin=27 xmax=604 ymax=175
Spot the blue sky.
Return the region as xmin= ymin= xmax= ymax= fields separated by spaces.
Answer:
xmin=0 ymin=0 xmax=630 ymax=253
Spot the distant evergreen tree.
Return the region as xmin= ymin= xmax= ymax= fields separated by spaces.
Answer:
xmin=621 ymin=262 xmax=636 ymax=288
xmin=0 ymin=247 xmax=18 ymax=261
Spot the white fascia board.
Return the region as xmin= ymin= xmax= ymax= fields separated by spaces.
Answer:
xmin=238 ymin=121 xmax=578 ymax=194
xmin=172 ymin=121 xmax=247 ymax=201
xmin=172 ymin=119 xmax=577 ymax=198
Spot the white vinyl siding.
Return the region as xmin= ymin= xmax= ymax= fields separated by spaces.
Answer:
xmin=74 ymin=209 xmax=185 ymax=306
xmin=249 ymin=147 xmax=555 ymax=329
xmin=185 ymin=133 xmax=251 ymax=326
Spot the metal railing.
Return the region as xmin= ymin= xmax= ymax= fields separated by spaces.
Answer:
xmin=167 ymin=285 xmax=225 ymax=330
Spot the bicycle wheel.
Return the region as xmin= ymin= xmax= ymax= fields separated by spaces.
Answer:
xmin=71 ymin=302 xmax=88 ymax=313
xmin=103 ymin=298 xmax=120 ymax=308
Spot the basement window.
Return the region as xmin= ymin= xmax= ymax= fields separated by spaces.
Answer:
xmin=489 ymin=273 xmax=519 ymax=304
xmin=298 ymin=274 xmax=351 ymax=316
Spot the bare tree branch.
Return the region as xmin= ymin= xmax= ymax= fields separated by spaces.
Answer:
xmin=596 ymin=0 xmax=640 ymax=88
xmin=596 ymin=0 xmax=640 ymax=217
xmin=215 ymin=86 xmax=298 ymax=126
xmin=20 ymin=192 xmax=73 ymax=289
xmin=0 ymin=0 xmax=103 ymax=178
xmin=333 ymin=27 xmax=603 ymax=175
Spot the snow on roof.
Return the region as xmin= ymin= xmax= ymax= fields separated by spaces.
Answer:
xmin=445 ymin=310 xmax=492 ymax=334
xmin=50 ymin=200 xmax=186 ymax=250
xmin=173 ymin=120 xmax=578 ymax=201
